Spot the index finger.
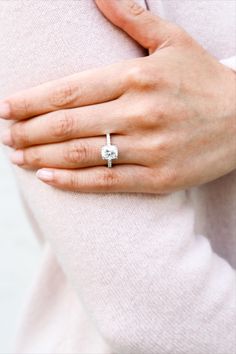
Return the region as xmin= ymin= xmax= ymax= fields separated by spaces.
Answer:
xmin=0 ymin=61 xmax=129 ymax=121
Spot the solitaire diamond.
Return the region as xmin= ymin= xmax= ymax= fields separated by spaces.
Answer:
xmin=101 ymin=133 xmax=119 ymax=168
xmin=101 ymin=144 xmax=118 ymax=161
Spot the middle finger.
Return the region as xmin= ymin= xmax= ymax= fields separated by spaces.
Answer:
xmin=7 ymin=100 xmax=128 ymax=149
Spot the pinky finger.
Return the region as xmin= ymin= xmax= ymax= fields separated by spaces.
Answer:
xmin=36 ymin=165 xmax=153 ymax=193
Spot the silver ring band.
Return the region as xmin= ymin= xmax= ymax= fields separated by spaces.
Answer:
xmin=101 ymin=133 xmax=119 ymax=168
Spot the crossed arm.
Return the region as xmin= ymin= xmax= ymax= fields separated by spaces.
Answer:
xmin=1 ymin=0 xmax=235 ymax=194
xmin=1 ymin=1 xmax=236 ymax=353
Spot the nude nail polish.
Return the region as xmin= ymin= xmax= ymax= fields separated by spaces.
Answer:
xmin=36 ymin=169 xmax=54 ymax=182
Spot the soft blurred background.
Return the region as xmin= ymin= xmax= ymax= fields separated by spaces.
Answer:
xmin=0 ymin=146 xmax=41 ymax=354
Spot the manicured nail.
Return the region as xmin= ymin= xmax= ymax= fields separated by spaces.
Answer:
xmin=10 ymin=150 xmax=24 ymax=165
xmin=36 ymin=169 xmax=54 ymax=182
xmin=1 ymin=129 xmax=13 ymax=146
xmin=0 ymin=102 xmax=10 ymax=119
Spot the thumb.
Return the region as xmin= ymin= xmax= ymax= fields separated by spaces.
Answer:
xmin=95 ymin=0 xmax=177 ymax=53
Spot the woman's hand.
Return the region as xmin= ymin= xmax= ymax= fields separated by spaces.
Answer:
xmin=1 ymin=0 xmax=236 ymax=193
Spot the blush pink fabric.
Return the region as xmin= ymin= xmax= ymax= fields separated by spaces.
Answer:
xmin=0 ymin=1 xmax=235 ymax=353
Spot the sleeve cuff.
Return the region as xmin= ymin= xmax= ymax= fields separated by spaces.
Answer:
xmin=220 ymin=55 xmax=236 ymax=71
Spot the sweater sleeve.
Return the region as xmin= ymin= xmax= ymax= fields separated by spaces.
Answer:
xmin=3 ymin=0 xmax=235 ymax=352
xmin=37 ymin=32 xmax=235 ymax=354
xmin=46 ymin=189 xmax=236 ymax=354
xmin=220 ymin=56 xmax=236 ymax=71
xmin=55 ymin=43 xmax=236 ymax=354
xmin=39 ymin=41 xmax=236 ymax=354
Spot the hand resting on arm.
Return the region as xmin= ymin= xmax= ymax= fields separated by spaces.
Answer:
xmin=1 ymin=0 xmax=235 ymax=194
xmin=0 ymin=1 xmax=235 ymax=353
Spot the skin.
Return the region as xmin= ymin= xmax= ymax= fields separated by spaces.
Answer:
xmin=0 ymin=0 xmax=236 ymax=194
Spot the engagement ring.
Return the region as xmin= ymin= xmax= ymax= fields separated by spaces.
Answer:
xmin=101 ymin=133 xmax=118 ymax=168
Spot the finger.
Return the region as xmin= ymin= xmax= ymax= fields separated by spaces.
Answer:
xmin=95 ymin=0 xmax=177 ymax=53
xmin=7 ymin=100 xmax=127 ymax=149
xmin=9 ymin=136 xmax=145 ymax=169
xmin=35 ymin=165 xmax=152 ymax=193
xmin=0 ymin=62 xmax=128 ymax=121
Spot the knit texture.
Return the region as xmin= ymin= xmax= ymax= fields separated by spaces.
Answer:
xmin=0 ymin=1 xmax=235 ymax=353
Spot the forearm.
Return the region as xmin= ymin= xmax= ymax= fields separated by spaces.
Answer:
xmin=1 ymin=0 xmax=235 ymax=352
xmin=38 ymin=190 xmax=235 ymax=354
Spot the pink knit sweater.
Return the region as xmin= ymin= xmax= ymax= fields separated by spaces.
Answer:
xmin=0 ymin=1 xmax=235 ymax=353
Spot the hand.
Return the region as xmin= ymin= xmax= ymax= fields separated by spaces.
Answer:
xmin=1 ymin=0 xmax=236 ymax=193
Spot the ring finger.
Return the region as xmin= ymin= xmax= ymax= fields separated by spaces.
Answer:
xmin=10 ymin=135 xmax=146 ymax=169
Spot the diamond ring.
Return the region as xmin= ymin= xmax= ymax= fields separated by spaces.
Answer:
xmin=101 ymin=133 xmax=118 ymax=168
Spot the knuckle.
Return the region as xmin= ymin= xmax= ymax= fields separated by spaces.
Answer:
xmin=49 ymin=80 xmax=77 ymax=108
xmin=25 ymin=148 xmax=42 ymax=166
xmin=116 ymin=1 xmax=146 ymax=28
xmin=64 ymin=141 xmax=89 ymax=164
xmin=53 ymin=111 xmax=75 ymax=138
xmin=125 ymin=62 xmax=151 ymax=88
xmin=127 ymin=1 xmax=146 ymax=17
xmin=11 ymin=122 xmax=29 ymax=147
xmin=68 ymin=173 xmax=79 ymax=190
xmin=131 ymin=103 xmax=167 ymax=130
xmin=125 ymin=59 xmax=163 ymax=90
xmin=12 ymin=96 xmax=31 ymax=116
xmin=95 ymin=169 xmax=119 ymax=191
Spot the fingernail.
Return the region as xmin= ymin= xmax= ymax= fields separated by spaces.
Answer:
xmin=0 ymin=102 xmax=10 ymax=119
xmin=10 ymin=150 xmax=24 ymax=165
xmin=1 ymin=129 xmax=13 ymax=146
xmin=36 ymin=169 xmax=54 ymax=182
